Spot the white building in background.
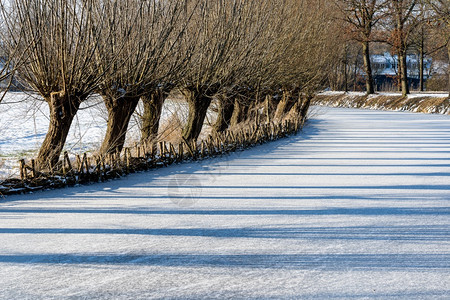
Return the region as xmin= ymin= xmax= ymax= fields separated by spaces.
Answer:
xmin=371 ymin=52 xmax=431 ymax=77
xmin=367 ymin=52 xmax=448 ymax=91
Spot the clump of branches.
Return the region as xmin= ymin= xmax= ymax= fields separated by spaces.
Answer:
xmin=3 ymin=0 xmax=126 ymax=170
xmin=0 ymin=0 xmax=37 ymax=102
xmin=175 ymin=0 xmax=254 ymax=142
xmin=241 ymin=0 xmax=337 ymax=125
xmin=94 ymin=0 xmax=189 ymax=154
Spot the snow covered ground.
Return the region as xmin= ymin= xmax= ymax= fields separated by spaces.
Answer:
xmin=316 ymin=91 xmax=450 ymax=115
xmin=320 ymin=91 xmax=449 ymax=98
xmin=0 ymin=107 xmax=449 ymax=299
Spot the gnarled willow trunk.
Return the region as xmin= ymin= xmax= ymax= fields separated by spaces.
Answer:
xmin=287 ymin=98 xmax=301 ymax=117
xmin=274 ymin=90 xmax=297 ymax=121
xmin=265 ymin=95 xmax=279 ymax=123
xmin=230 ymin=99 xmax=249 ymax=127
xmin=100 ymin=94 xmax=140 ymax=154
xmin=213 ymin=94 xmax=235 ymax=132
xmin=247 ymin=100 xmax=261 ymax=122
xmin=284 ymin=93 xmax=311 ymax=121
xmin=182 ymin=89 xmax=212 ymax=143
xmin=300 ymin=95 xmax=312 ymax=119
xmin=36 ymin=93 xmax=82 ymax=171
xmin=141 ymin=89 xmax=169 ymax=143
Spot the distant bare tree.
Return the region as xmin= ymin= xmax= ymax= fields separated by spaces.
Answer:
xmin=334 ymin=0 xmax=388 ymax=94
xmin=410 ymin=2 xmax=448 ymax=92
xmin=425 ymin=0 xmax=449 ymax=95
xmin=327 ymin=40 xmax=364 ymax=92
xmin=386 ymin=0 xmax=421 ymax=96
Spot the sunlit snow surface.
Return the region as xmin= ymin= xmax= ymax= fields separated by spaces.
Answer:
xmin=0 ymin=106 xmax=449 ymax=299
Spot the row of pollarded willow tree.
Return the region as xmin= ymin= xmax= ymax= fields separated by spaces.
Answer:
xmin=1 ymin=0 xmax=337 ymax=171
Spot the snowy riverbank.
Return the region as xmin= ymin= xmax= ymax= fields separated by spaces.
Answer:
xmin=314 ymin=91 xmax=449 ymax=115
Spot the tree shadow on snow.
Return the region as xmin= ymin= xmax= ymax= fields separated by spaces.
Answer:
xmin=0 ymin=252 xmax=448 ymax=271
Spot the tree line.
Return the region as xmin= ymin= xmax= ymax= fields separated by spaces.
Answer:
xmin=0 ymin=0 xmax=337 ymax=171
xmin=332 ymin=0 xmax=449 ymax=96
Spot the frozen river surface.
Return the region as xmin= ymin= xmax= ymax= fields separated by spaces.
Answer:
xmin=0 ymin=107 xmax=449 ymax=299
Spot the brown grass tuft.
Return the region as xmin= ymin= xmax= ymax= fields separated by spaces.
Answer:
xmin=157 ymin=112 xmax=184 ymax=145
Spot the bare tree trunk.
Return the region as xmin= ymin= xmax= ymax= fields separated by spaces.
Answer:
xmin=182 ymin=89 xmax=212 ymax=143
xmin=247 ymin=99 xmax=261 ymax=122
xmin=141 ymin=89 xmax=169 ymax=142
xmin=284 ymin=93 xmax=298 ymax=115
xmin=274 ymin=92 xmax=288 ymax=121
xmin=230 ymin=99 xmax=241 ymax=126
xmin=399 ymin=50 xmax=410 ymax=97
xmin=448 ymin=46 xmax=450 ymax=97
xmin=353 ymin=56 xmax=358 ymax=92
xmin=300 ymin=95 xmax=312 ymax=119
xmin=362 ymin=41 xmax=375 ymax=95
xmin=274 ymin=90 xmax=297 ymax=120
xmin=343 ymin=52 xmax=348 ymax=93
xmin=36 ymin=93 xmax=81 ymax=170
xmin=230 ymin=99 xmax=250 ymax=127
xmin=100 ymin=95 xmax=140 ymax=154
xmin=287 ymin=93 xmax=306 ymax=117
xmin=419 ymin=49 xmax=424 ymax=92
xmin=265 ymin=95 xmax=279 ymax=123
xmin=213 ymin=94 xmax=235 ymax=132
xmin=419 ymin=26 xmax=425 ymax=92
